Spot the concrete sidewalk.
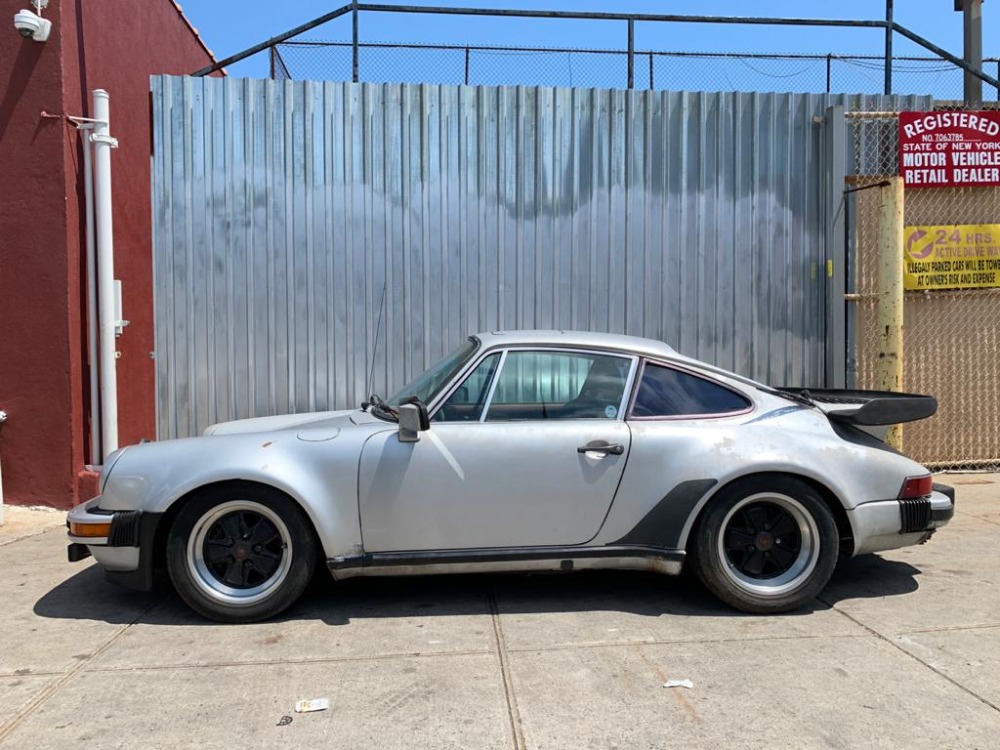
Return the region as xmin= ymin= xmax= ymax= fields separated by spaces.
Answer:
xmin=1 ymin=476 xmax=998 ymax=749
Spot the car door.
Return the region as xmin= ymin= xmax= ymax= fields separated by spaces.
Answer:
xmin=358 ymin=348 xmax=637 ymax=552
xmin=596 ymin=360 xmax=756 ymax=548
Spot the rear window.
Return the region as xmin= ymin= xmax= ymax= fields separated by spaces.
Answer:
xmin=631 ymin=363 xmax=750 ymax=418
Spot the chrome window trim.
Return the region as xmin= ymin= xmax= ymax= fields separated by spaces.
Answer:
xmin=430 ymin=345 xmax=639 ymax=424
xmin=478 ymin=349 xmax=509 ymax=422
xmin=481 ymin=347 xmax=638 ymax=424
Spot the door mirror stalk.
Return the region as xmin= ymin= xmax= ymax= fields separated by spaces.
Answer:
xmin=398 ymin=400 xmax=430 ymax=442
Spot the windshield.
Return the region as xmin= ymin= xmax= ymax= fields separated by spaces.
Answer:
xmin=388 ymin=338 xmax=480 ymax=407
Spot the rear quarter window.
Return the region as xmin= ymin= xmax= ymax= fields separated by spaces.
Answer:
xmin=631 ymin=363 xmax=751 ymax=418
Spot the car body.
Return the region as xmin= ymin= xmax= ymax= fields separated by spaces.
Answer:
xmin=67 ymin=330 xmax=954 ymax=622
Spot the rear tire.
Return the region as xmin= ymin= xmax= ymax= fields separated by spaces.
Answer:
xmin=167 ymin=485 xmax=317 ymax=623
xmin=690 ymin=476 xmax=838 ymax=613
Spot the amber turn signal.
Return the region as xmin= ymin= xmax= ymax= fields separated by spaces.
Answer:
xmin=69 ymin=521 xmax=111 ymax=538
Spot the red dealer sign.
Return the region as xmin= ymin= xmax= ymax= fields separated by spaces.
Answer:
xmin=899 ymin=111 xmax=1000 ymax=188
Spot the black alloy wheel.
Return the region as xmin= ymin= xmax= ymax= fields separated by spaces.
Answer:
xmin=167 ymin=485 xmax=318 ymax=623
xmin=690 ymin=475 xmax=839 ymax=614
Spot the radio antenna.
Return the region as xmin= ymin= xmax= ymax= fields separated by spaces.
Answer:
xmin=366 ymin=281 xmax=387 ymax=398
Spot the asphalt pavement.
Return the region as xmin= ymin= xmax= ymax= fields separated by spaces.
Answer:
xmin=1 ymin=476 xmax=998 ymax=749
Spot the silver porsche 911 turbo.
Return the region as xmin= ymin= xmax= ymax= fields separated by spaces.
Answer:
xmin=67 ymin=330 xmax=954 ymax=622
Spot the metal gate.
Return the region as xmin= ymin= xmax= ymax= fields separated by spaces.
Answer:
xmin=848 ymin=110 xmax=1000 ymax=469
xmin=150 ymin=74 xmax=921 ymax=439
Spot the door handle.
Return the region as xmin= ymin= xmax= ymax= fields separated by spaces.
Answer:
xmin=577 ymin=442 xmax=625 ymax=455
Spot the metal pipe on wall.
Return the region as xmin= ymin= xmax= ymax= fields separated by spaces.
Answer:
xmin=92 ymin=89 xmax=119 ymax=459
xmin=82 ymin=123 xmax=101 ymax=462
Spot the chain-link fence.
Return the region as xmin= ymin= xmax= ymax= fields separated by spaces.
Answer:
xmin=272 ymin=42 xmax=1000 ymax=99
xmin=848 ymin=109 xmax=1000 ymax=471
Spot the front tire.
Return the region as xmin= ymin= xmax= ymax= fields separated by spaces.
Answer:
xmin=167 ymin=485 xmax=317 ymax=623
xmin=690 ymin=476 xmax=838 ymax=613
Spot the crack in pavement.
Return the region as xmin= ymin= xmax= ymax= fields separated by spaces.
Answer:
xmin=955 ymin=509 xmax=1000 ymax=528
xmin=52 ymin=633 xmax=869 ymax=677
xmin=488 ymin=590 xmax=525 ymax=750
xmin=896 ymin=622 xmax=1000 ymax=635
xmin=0 ymin=528 xmax=66 ymax=548
xmin=501 ymin=631 xmax=869 ymax=654
xmin=0 ymin=596 xmax=167 ymax=745
xmin=16 ymin=631 xmax=873 ymax=680
xmin=82 ymin=648 xmax=494 ymax=673
xmin=818 ymin=595 xmax=1000 ymax=715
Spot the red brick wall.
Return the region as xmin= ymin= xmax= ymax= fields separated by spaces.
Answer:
xmin=0 ymin=0 xmax=217 ymax=508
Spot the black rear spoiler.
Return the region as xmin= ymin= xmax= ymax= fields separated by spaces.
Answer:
xmin=778 ymin=388 xmax=938 ymax=426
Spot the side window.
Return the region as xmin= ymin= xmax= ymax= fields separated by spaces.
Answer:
xmin=631 ymin=363 xmax=750 ymax=418
xmin=435 ymin=353 xmax=501 ymax=422
xmin=485 ymin=351 xmax=631 ymax=421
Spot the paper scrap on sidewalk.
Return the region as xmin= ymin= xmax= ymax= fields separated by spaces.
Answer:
xmin=663 ymin=679 xmax=694 ymax=689
xmin=295 ymin=698 xmax=330 ymax=713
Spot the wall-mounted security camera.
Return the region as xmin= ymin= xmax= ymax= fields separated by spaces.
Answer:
xmin=14 ymin=0 xmax=51 ymax=43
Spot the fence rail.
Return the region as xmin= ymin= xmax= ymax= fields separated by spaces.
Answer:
xmin=271 ymin=42 xmax=1000 ymax=99
xmin=193 ymin=3 xmax=1000 ymax=105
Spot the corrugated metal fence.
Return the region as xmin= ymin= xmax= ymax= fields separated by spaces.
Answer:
xmin=151 ymin=75 xmax=927 ymax=439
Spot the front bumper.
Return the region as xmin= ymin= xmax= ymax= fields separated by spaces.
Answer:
xmin=849 ymin=484 xmax=955 ymax=556
xmin=66 ymin=497 xmax=162 ymax=591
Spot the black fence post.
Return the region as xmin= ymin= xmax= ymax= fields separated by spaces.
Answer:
xmin=465 ymin=47 xmax=471 ymax=85
xmin=627 ymin=19 xmax=635 ymax=89
xmin=884 ymin=0 xmax=893 ymax=94
xmin=826 ymin=54 xmax=832 ymax=93
xmin=649 ymin=53 xmax=654 ymax=90
xmin=352 ymin=0 xmax=359 ymax=83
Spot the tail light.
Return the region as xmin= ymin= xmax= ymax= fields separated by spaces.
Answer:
xmin=899 ymin=475 xmax=933 ymax=499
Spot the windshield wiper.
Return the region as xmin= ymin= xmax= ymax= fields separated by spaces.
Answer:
xmin=361 ymin=393 xmax=398 ymax=422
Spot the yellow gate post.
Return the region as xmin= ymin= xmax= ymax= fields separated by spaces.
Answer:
xmin=877 ymin=177 xmax=905 ymax=449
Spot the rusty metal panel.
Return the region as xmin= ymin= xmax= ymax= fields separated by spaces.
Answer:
xmin=151 ymin=75 xmax=925 ymax=438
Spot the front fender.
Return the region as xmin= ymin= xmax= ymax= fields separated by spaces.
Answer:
xmin=97 ymin=427 xmax=393 ymax=559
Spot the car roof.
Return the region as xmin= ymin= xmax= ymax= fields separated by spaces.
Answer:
xmin=471 ymin=329 xmax=770 ymax=392
xmin=473 ymin=330 xmax=678 ymax=360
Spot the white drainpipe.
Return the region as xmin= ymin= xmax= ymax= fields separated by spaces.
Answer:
xmin=81 ymin=115 xmax=101 ymax=462
xmin=92 ymin=89 xmax=119 ymax=459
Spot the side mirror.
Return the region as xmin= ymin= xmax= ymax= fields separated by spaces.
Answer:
xmin=398 ymin=401 xmax=430 ymax=443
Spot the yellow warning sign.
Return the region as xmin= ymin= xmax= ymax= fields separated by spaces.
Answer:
xmin=904 ymin=224 xmax=1000 ymax=290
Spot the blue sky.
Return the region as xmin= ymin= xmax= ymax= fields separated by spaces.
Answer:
xmin=179 ymin=1 xmax=999 ymax=95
